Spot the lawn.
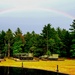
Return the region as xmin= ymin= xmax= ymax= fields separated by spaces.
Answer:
xmin=0 ymin=58 xmax=75 ymax=75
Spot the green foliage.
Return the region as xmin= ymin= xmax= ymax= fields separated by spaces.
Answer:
xmin=70 ymin=49 xmax=75 ymax=57
xmin=3 ymin=44 xmax=8 ymax=52
xmin=0 ymin=20 xmax=75 ymax=58
xmin=12 ymin=28 xmax=25 ymax=54
xmin=30 ymin=46 xmax=36 ymax=53
xmin=12 ymin=41 xmax=23 ymax=54
xmin=46 ymin=50 xmax=51 ymax=56
xmin=3 ymin=44 xmax=8 ymax=56
xmin=33 ymin=48 xmax=43 ymax=57
xmin=48 ymin=38 xmax=55 ymax=54
xmin=0 ymin=30 xmax=5 ymax=53
xmin=69 ymin=20 xmax=75 ymax=57
xmin=4 ymin=29 xmax=13 ymax=57
xmin=5 ymin=29 xmax=13 ymax=42
xmin=56 ymin=27 xmax=71 ymax=57
xmin=70 ymin=44 xmax=75 ymax=57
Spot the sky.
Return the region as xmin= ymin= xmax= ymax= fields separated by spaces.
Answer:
xmin=0 ymin=0 xmax=75 ymax=34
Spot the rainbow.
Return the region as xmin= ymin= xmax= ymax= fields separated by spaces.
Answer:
xmin=42 ymin=8 xmax=75 ymax=19
xmin=0 ymin=7 xmax=75 ymax=19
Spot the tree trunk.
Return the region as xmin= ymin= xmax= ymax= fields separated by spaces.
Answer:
xmin=8 ymin=42 xmax=10 ymax=58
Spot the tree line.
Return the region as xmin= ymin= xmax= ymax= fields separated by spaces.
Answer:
xmin=0 ymin=20 xmax=75 ymax=58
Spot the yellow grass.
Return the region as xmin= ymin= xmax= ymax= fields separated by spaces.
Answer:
xmin=0 ymin=58 xmax=75 ymax=75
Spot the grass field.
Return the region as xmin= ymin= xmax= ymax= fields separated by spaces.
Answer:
xmin=0 ymin=58 xmax=75 ymax=75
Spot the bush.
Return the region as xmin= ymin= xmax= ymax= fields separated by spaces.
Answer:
xmin=33 ymin=48 xmax=43 ymax=57
xmin=46 ymin=50 xmax=51 ymax=56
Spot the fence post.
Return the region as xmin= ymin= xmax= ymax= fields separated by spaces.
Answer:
xmin=57 ymin=65 xmax=59 ymax=72
xmin=22 ymin=62 xmax=23 ymax=68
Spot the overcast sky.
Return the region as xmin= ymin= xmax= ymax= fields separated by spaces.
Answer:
xmin=0 ymin=0 xmax=75 ymax=34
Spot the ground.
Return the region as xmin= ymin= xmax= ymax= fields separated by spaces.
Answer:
xmin=0 ymin=58 xmax=75 ymax=75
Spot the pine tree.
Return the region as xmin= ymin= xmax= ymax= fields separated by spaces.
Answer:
xmin=69 ymin=20 xmax=75 ymax=57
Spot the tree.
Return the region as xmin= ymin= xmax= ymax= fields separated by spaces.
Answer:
xmin=41 ymin=24 xmax=58 ymax=54
xmin=48 ymin=38 xmax=55 ymax=54
xmin=5 ymin=29 xmax=13 ymax=58
xmin=41 ymin=24 xmax=52 ymax=53
xmin=13 ymin=41 xmax=24 ymax=54
xmin=63 ymin=31 xmax=71 ymax=57
xmin=24 ymin=32 xmax=32 ymax=52
xmin=56 ymin=28 xmax=69 ymax=57
xmin=12 ymin=28 xmax=25 ymax=54
xmin=69 ymin=20 xmax=75 ymax=57
xmin=70 ymin=39 xmax=75 ymax=57
xmin=0 ymin=30 xmax=5 ymax=54
xmin=69 ymin=20 xmax=75 ymax=37
xmin=24 ymin=31 xmax=36 ymax=52
xmin=3 ymin=44 xmax=8 ymax=57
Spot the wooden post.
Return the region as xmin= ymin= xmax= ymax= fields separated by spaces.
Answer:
xmin=22 ymin=62 xmax=23 ymax=68
xmin=57 ymin=65 xmax=59 ymax=72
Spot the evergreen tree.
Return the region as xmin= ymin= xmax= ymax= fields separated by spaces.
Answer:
xmin=0 ymin=30 xmax=5 ymax=54
xmin=69 ymin=20 xmax=75 ymax=57
xmin=24 ymin=32 xmax=32 ymax=52
xmin=41 ymin=24 xmax=57 ymax=55
xmin=12 ymin=28 xmax=25 ymax=54
xmin=5 ymin=29 xmax=13 ymax=57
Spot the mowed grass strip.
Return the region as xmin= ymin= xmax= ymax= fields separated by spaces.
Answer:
xmin=0 ymin=58 xmax=75 ymax=75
